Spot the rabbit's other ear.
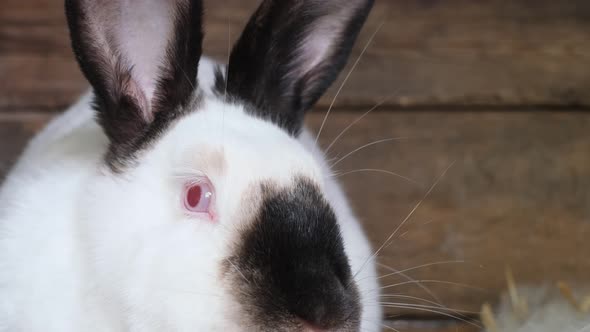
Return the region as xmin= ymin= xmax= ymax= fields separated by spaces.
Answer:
xmin=218 ymin=0 xmax=374 ymax=135
xmin=65 ymin=0 xmax=203 ymax=152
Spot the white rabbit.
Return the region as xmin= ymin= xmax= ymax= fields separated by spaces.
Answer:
xmin=0 ymin=0 xmax=380 ymax=331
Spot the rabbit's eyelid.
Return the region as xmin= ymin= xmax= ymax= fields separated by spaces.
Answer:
xmin=172 ymin=167 xmax=206 ymax=177
xmin=172 ymin=170 xmax=210 ymax=184
xmin=185 ymin=177 xmax=209 ymax=186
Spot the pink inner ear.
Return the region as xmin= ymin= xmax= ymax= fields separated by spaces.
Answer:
xmin=87 ymin=0 xmax=185 ymax=119
xmin=293 ymin=4 xmax=357 ymax=79
xmin=117 ymin=1 xmax=175 ymax=102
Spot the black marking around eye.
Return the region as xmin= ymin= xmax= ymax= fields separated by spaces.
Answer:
xmin=226 ymin=178 xmax=361 ymax=331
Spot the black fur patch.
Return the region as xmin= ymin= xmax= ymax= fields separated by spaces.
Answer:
xmin=65 ymin=0 xmax=203 ymax=171
xmin=226 ymin=178 xmax=361 ymax=331
xmin=216 ymin=0 xmax=374 ymax=136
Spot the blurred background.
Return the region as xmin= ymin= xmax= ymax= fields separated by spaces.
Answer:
xmin=1 ymin=1 xmax=589 ymax=331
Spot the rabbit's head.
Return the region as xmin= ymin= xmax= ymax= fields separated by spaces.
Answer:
xmin=66 ymin=0 xmax=377 ymax=330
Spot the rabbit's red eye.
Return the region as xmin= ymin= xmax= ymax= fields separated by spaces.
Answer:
xmin=186 ymin=185 xmax=203 ymax=207
xmin=183 ymin=179 xmax=214 ymax=218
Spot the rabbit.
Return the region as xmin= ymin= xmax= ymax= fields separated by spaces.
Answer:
xmin=0 ymin=0 xmax=381 ymax=331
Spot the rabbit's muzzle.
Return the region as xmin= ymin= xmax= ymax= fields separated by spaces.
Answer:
xmin=226 ymin=178 xmax=361 ymax=332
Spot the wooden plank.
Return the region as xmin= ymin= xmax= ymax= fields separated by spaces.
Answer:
xmin=0 ymin=56 xmax=86 ymax=112
xmin=309 ymin=110 xmax=590 ymax=316
xmin=1 ymin=110 xmax=589 ymax=319
xmin=1 ymin=0 xmax=590 ymax=112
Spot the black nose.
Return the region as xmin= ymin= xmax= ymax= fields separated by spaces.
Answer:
xmin=228 ymin=178 xmax=361 ymax=330
xmin=285 ymin=257 xmax=359 ymax=329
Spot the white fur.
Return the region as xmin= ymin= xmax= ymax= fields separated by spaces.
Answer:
xmin=0 ymin=58 xmax=381 ymax=331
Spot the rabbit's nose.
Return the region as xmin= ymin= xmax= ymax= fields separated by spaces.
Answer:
xmin=284 ymin=260 xmax=359 ymax=330
xmin=227 ymin=179 xmax=361 ymax=331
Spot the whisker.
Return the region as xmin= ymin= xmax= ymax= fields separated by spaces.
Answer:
xmin=421 ymin=219 xmax=436 ymax=226
xmin=350 ymin=161 xmax=455 ymax=283
xmin=180 ymin=66 xmax=196 ymax=90
xmin=330 ymin=137 xmax=411 ymax=168
xmin=224 ymin=18 xmax=231 ymax=99
xmin=379 ymin=301 xmax=479 ymax=315
xmin=380 ymin=322 xmax=401 ymax=332
xmin=221 ymin=16 xmax=231 ymax=153
xmin=376 ymin=162 xmax=455 ymax=254
xmin=377 ymin=260 xmax=466 ymax=280
xmin=314 ymin=21 xmax=385 ymax=148
xmin=225 ymin=258 xmax=248 ymax=283
xmin=374 ymin=263 xmax=443 ymax=305
xmin=324 ymin=97 xmax=390 ymax=154
xmin=380 ymin=294 xmax=448 ymax=309
xmin=380 ymin=279 xmax=486 ymax=292
xmin=379 ymin=304 xmax=482 ymax=329
xmin=333 ymin=168 xmax=421 ymax=187
xmin=359 ymin=261 xmax=460 ymax=305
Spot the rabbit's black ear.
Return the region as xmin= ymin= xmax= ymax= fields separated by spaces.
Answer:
xmin=217 ymin=0 xmax=374 ymax=135
xmin=65 ymin=0 xmax=203 ymax=165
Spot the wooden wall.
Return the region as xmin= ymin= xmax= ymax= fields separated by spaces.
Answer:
xmin=1 ymin=1 xmax=590 ymax=331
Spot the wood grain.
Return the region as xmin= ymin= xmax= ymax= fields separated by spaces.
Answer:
xmin=2 ymin=0 xmax=590 ymax=112
xmin=309 ymin=110 xmax=590 ymax=316
xmin=2 ymin=110 xmax=589 ymax=320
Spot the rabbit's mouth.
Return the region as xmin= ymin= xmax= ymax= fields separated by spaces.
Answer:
xmin=223 ymin=177 xmax=362 ymax=332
